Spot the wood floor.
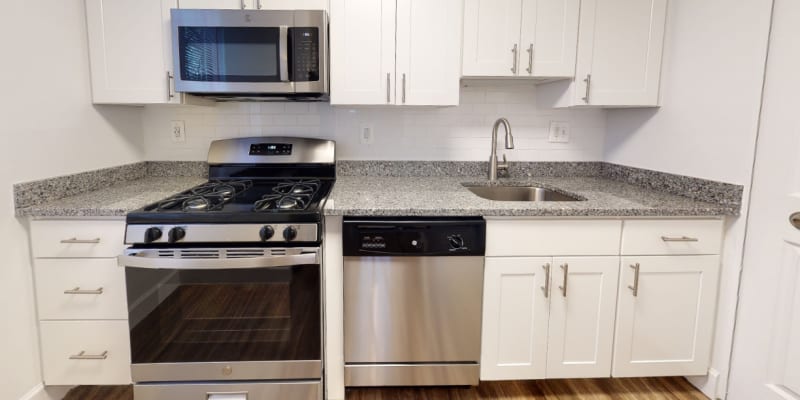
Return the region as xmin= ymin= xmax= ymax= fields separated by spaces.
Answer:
xmin=63 ymin=378 xmax=708 ymax=400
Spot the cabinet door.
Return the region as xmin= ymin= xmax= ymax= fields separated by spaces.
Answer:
xmin=546 ymin=257 xmax=619 ymax=378
xmin=330 ymin=0 xmax=396 ymax=105
xmin=177 ymin=0 xmax=254 ymax=9
xmin=254 ymin=0 xmax=329 ymax=10
xmin=85 ymin=0 xmax=174 ymax=104
xmin=575 ymin=0 xmax=667 ymax=106
xmin=519 ymin=0 xmax=579 ymax=78
xmin=613 ymin=255 xmax=720 ymax=377
xmin=481 ymin=257 xmax=550 ymax=380
xmin=395 ymin=0 xmax=462 ymax=105
xmin=462 ymin=0 xmax=522 ymax=77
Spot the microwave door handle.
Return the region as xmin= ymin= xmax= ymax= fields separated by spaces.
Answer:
xmin=118 ymin=251 xmax=318 ymax=270
xmin=279 ymin=25 xmax=289 ymax=82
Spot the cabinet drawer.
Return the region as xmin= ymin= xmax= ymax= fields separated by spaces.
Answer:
xmin=486 ymin=219 xmax=622 ymax=256
xmin=40 ymin=320 xmax=131 ymax=385
xmin=31 ymin=220 xmax=125 ymax=258
xmin=621 ymin=219 xmax=724 ymax=255
xmin=34 ymin=259 xmax=127 ymax=320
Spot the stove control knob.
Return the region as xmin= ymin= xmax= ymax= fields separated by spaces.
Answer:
xmin=260 ymin=225 xmax=275 ymax=241
xmin=283 ymin=226 xmax=298 ymax=241
xmin=448 ymin=234 xmax=465 ymax=250
xmin=168 ymin=227 xmax=186 ymax=243
xmin=144 ymin=227 xmax=162 ymax=244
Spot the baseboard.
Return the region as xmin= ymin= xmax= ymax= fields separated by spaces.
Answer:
xmin=687 ymin=368 xmax=722 ymax=399
xmin=19 ymin=384 xmax=73 ymax=400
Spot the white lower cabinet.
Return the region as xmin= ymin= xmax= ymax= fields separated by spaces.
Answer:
xmin=481 ymin=257 xmax=551 ymax=380
xmin=612 ymin=255 xmax=720 ymax=377
xmin=40 ymin=321 xmax=131 ymax=385
xmin=480 ymin=218 xmax=723 ymax=381
xmin=546 ymin=256 xmax=619 ymax=378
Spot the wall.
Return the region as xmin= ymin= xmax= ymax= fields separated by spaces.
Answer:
xmin=0 ymin=2 xmax=144 ymax=399
xmin=603 ymin=0 xmax=773 ymax=398
xmin=142 ymin=83 xmax=607 ymax=161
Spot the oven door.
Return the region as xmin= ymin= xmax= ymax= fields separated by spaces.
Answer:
xmin=119 ymin=247 xmax=321 ymax=383
xmin=170 ymin=9 xmax=327 ymax=95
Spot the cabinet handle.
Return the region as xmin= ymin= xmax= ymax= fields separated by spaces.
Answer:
xmin=791 ymin=212 xmax=800 ymax=230
xmin=386 ymin=73 xmax=391 ymax=104
xmin=526 ymin=44 xmax=534 ymax=75
xmin=240 ymin=0 xmax=246 ymax=9
xmin=511 ymin=44 xmax=518 ymax=74
xmin=402 ymin=73 xmax=406 ymax=104
xmin=60 ymin=238 xmax=101 ymax=244
xmin=69 ymin=350 xmax=108 ymax=360
xmin=256 ymin=0 xmax=262 ymax=9
xmin=64 ymin=287 xmax=104 ymax=295
xmin=541 ymin=263 xmax=551 ymax=298
xmin=628 ymin=263 xmax=640 ymax=297
xmin=660 ymin=236 xmax=699 ymax=242
xmin=558 ymin=263 xmax=569 ymax=297
xmin=581 ymin=74 xmax=591 ymax=103
xmin=166 ymin=72 xmax=175 ymax=100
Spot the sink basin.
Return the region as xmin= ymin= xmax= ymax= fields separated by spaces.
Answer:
xmin=464 ymin=185 xmax=583 ymax=202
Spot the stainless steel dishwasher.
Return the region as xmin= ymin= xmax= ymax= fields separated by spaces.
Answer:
xmin=343 ymin=218 xmax=485 ymax=387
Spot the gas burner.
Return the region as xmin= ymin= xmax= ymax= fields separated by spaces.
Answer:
xmin=253 ymin=192 xmax=312 ymax=212
xmin=191 ymin=180 xmax=252 ymax=199
xmin=149 ymin=180 xmax=252 ymax=212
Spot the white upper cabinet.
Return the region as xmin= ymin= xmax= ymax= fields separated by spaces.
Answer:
xmin=395 ymin=0 xmax=462 ymax=105
xmin=539 ymin=0 xmax=668 ymax=107
xmin=462 ymin=0 xmax=579 ymax=78
xmin=330 ymin=0 xmax=461 ymax=105
xmin=177 ymin=0 xmax=254 ymax=9
xmin=86 ymin=0 xmax=180 ymax=104
xmin=177 ymin=0 xmax=329 ymax=10
xmin=329 ymin=0 xmax=395 ymax=105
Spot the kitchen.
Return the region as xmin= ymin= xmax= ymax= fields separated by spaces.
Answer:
xmin=1 ymin=0 xmax=796 ymax=400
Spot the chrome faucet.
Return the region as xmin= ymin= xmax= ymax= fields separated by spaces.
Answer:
xmin=489 ymin=118 xmax=514 ymax=182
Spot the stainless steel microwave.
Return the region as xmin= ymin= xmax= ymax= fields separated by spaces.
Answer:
xmin=171 ymin=9 xmax=328 ymax=100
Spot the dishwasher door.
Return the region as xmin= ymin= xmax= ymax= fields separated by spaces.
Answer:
xmin=343 ymin=255 xmax=484 ymax=385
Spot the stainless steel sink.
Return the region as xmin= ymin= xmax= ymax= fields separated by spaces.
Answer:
xmin=464 ymin=185 xmax=583 ymax=202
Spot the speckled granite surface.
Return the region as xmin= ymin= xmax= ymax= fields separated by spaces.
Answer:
xmin=336 ymin=161 xmax=605 ymax=178
xmin=324 ymin=176 xmax=740 ymax=217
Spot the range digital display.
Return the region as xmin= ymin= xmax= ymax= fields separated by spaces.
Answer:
xmin=250 ymin=143 xmax=292 ymax=156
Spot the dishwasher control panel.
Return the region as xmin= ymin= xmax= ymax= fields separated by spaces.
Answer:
xmin=343 ymin=218 xmax=485 ymax=256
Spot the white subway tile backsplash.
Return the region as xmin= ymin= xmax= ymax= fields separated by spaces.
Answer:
xmin=142 ymin=86 xmax=606 ymax=161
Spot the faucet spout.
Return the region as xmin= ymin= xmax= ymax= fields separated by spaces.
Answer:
xmin=489 ymin=118 xmax=514 ymax=182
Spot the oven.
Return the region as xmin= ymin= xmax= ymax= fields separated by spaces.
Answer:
xmin=119 ymin=246 xmax=322 ymax=400
xmin=171 ymin=9 xmax=327 ymax=99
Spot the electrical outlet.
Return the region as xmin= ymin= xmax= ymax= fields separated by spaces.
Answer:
xmin=548 ymin=121 xmax=570 ymax=143
xmin=171 ymin=120 xmax=186 ymax=143
xmin=359 ymin=124 xmax=375 ymax=144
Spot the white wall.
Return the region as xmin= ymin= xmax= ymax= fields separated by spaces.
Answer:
xmin=143 ymin=83 xmax=607 ymax=161
xmin=603 ymin=0 xmax=773 ymax=398
xmin=0 ymin=2 xmax=144 ymax=399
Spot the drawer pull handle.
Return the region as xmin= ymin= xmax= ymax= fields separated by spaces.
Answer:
xmin=60 ymin=238 xmax=101 ymax=244
xmin=69 ymin=350 xmax=108 ymax=360
xmin=661 ymin=236 xmax=699 ymax=242
xmin=541 ymin=263 xmax=551 ymax=298
xmin=628 ymin=263 xmax=640 ymax=297
xmin=559 ymin=263 xmax=569 ymax=297
xmin=64 ymin=287 xmax=104 ymax=295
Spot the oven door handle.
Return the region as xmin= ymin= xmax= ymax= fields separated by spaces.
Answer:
xmin=118 ymin=252 xmax=318 ymax=270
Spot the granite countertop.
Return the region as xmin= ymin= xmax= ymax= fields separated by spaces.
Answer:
xmin=324 ymin=176 xmax=739 ymax=217
xmin=17 ymin=176 xmax=206 ymax=217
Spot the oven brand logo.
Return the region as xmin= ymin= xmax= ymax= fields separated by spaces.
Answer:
xmin=245 ymin=14 xmax=252 ymax=22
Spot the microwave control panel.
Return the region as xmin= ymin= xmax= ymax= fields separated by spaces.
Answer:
xmin=290 ymin=27 xmax=320 ymax=82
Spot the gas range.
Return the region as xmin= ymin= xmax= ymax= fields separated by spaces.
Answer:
xmin=119 ymin=137 xmax=333 ymax=400
xmin=125 ymin=137 xmax=335 ymax=246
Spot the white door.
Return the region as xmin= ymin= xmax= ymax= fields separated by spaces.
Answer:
xmin=462 ymin=0 xmax=522 ymax=77
xmin=395 ymin=0 xmax=462 ymax=105
xmin=574 ymin=0 xmax=667 ymax=106
xmin=481 ymin=257 xmax=550 ymax=380
xmin=85 ymin=0 xmax=175 ymax=104
xmin=519 ymin=0 xmax=579 ymax=78
xmin=329 ymin=0 xmax=396 ymax=105
xmin=177 ymin=0 xmax=253 ymax=9
xmin=728 ymin=1 xmax=800 ymax=398
xmin=613 ymin=255 xmax=719 ymax=377
xmin=546 ymin=256 xmax=619 ymax=378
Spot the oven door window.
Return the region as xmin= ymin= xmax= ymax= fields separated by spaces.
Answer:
xmin=178 ymin=27 xmax=281 ymax=82
xmin=126 ymin=264 xmax=320 ymax=363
